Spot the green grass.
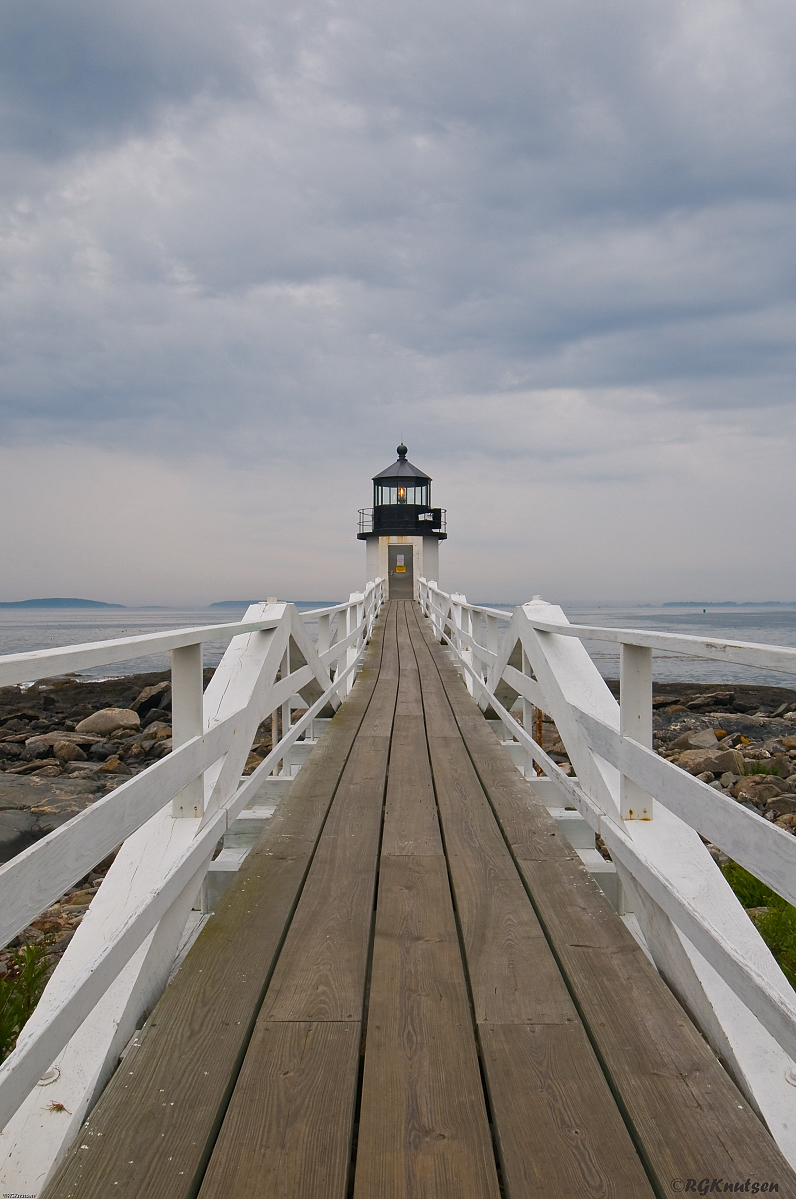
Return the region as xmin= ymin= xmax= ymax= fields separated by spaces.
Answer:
xmin=746 ymin=760 xmax=786 ymax=777
xmin=0 ymin=943 xmax=52 ymax=1063
xmin=722 ymin=859 xmax=796 ymax=988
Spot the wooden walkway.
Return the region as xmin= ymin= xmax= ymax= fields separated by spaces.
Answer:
xmin=45 ymin=602 xmax=796 ymax=1198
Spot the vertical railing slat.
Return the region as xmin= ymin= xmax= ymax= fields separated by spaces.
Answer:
xmin=171 ymin=643 xmax=204 ymax=818
xmin=620 ymin=643 xmax=654 ymax=820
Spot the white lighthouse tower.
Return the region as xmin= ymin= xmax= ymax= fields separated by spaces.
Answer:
xmin=358 ymin=444 xmax=447 ymax=599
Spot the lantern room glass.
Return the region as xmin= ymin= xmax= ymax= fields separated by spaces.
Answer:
xmin=374 ymin=483 xmax=430 ymax=507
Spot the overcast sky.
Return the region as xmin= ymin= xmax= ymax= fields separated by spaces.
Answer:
xmin=1 ymin=0 xmax=795 ymax=605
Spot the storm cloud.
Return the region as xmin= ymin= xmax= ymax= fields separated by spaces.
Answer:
xmin=1 ymin=0 xmax=794 ymax=603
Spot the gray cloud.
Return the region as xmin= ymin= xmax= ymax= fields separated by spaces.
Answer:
xmin=0 ymin=0 xmax=795 ymax=601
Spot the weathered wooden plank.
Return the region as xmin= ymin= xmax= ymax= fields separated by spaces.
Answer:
xmin=350 ymin=607 xmax=498 ymax=1197
xmin=412 ymin=605 xmax=796 ymax=1195
xmin=258 ymin=733 xmax=392 ymax=1022
xmin=405 ymin=608 xmax=658 ymax=1194
xmin=43 ymin=615 xmax=390 ymax=1199
xmin=259 ymin=606 xmax=398 ymax=1022
xmin=354 ymin=856 xmax=500 ymax=1199
xmin=406 ymin=611 xmax=574 ymax=1026
xmin=480 ymin=1024 xmax=655 ymax=1198
xmin=381 ymin=716 xmax=443 ymax=857
xmin=520 ymin=857 xmax=796 ymax=1192
xmin=380 ymin=606 xmax=442 ymax=856
xmin=197 ymin=1022 xmax=361 ymax=1199
xmin=425 ymin=735 xmax=575 ymax=1025
xmin=196 ymin=609 xmax=399 ymax=1193
xmin=394 ymin=602 xmax=424 ymax=717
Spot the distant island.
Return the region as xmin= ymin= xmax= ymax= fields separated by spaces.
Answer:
xmin=209 ymin=600 xmax=262 ymax=608
xmin=0 ymin=598 xmax=125 ymax=609
xmin=209 ymin=600 xmax=340 ymax=608
xmin=663 ymin=601 xmax=796 ymax=608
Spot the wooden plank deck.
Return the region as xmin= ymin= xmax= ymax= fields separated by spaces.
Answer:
xmin=45 ymin=602 xmax=796 ymax=1199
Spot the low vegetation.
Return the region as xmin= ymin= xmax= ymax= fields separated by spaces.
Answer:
xmin=0 ymin=942 xmax=51 ymax=1062
xmin=722 ymin=859 xmax=796 ymax=988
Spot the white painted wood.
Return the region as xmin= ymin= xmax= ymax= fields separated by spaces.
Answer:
xmin=0 ymin=728 xmax=224 ymax=948
xmin=171 ymin=642 xmax=205 ymax=818
xmin=0 ymin=867 xmax=203 ymax=1193
xmin=0 ymin=584 xmax=385 ymax=1169
xmin=527 ymin=619 xmax=796 ymax=677
xmin=0 ymin=617 xmax=280 ymax=688
xmin=620 ymin=643 xmax=653 ymax=820
xmin=0 ymin=806 xmax=226 ymax=1132
xmin=572 ymin=708 xmax=796 ymax=910
xmin=417 ymin=579 xmax=796 ymax=1155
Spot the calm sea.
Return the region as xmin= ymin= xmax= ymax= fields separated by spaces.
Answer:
xmin=480 ymin=604 xmax=796 ymax=689
xmin=0 ymin=604 xmax=335 ymax=683
xmin=2 ymin=603 xmax=796 ymax=689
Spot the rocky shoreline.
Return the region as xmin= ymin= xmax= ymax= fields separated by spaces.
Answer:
xmin=0 ymin=667 xmax=275 ymax=989
xmin=543 ymin=680 xmax=796 ymax=836
xmin=3 ymin=673 xmax=796 ymax=990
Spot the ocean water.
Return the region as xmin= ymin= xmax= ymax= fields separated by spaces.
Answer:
xmin=489 ymin=604 xmax=796 ymax=688
xmin=2 ymin=602 xmax=796 ymax=688
xmin=0 ymin=603 xmax=338 ymax=683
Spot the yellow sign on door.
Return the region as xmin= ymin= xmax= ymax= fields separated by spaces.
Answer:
xmin=396 ymin=565 xmax=406 ymax=573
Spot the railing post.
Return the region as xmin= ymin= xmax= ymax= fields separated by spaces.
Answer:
xmin=521 ymin=647 xmax=535 ymax=778
xmin=486 ymin=614 xmax=498 ymax=683
xmin=317 ymin=612 xmax=331 ymax=656
xmin=280 ymin=641 xmax=291 ymax=775
xmin=171 ymin=642 xmax=204 ymax=818
xmin=463 ymin=605 xmax=474 ymax=695
xmin=450 ymin=593 xmax=463 ymax=651
xmin=620 ymin=642 xmax=654 ymax=820
xmin=346 ymin=593 xmax=363 ymax=695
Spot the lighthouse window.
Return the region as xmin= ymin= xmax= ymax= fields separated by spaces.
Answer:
xmin=374 ymin=483 xmax=430 ymax=506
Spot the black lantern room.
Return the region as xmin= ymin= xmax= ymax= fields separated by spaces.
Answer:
xmin=358 ymin=445 xmax=447 ymax=539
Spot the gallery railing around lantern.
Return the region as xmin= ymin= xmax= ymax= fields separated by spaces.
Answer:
xmin=357 ymin=506 xmax=446 ymax=537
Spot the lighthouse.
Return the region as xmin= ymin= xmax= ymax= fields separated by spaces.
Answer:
xmin=358 ymin=444 xmax=447 ymax=599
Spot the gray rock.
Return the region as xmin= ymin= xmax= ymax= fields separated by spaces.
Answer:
xmin=142 ymin=708 xmax=170 ymax=728
xmin=0 ymin=809 xmax=39 ymax=858
xmin=89 ymin=742 xmax=116 ymax=761
xmin=20 ymin=741 xmax=52 ymax=762
xmin=53 ymin=741 xmax=87 ymax=762
xmin=131 ymin=681 xmax=171 ymax=718
xmin=23 ymin=731 xmax=101 ymax=748
xmin=678 ymin=748 xmax=745 ymax=776
xmin=75 ymin=709 xmax=140 ymax=735
xmin=765 ymin=795 xmax=796 ymax=815
xmin=669 ymin=728 xmax=718 ymax=752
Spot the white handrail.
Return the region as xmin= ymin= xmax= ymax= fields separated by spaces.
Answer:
xmin=0 ymin=581 xmax=385 ymax=1142
xmin=417 ymin=576 xmax=796 ymax=1128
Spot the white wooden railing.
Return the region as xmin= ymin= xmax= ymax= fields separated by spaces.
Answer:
xmin=0 ymin=582 xmax=384 ymax=1190
xmin=419 ymin=577 xmax=796 ymax=1165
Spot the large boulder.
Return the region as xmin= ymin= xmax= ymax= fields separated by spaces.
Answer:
xmin=731 ymin=777 xmax=787 ymax=804
xmin=677 ymin=748 xmax=745 ymax=776
xmin=131 ymin=681 xmax=171 ymax=718
xmin=24 ymin=731 xmax=101 ymax=747
xmin=53 ymin=740 xmax=87 ymax=763
xmin=75 ymin=708 xmax=140 ymax=735
xmin=669 ymin=728 xmax=718 ymax=752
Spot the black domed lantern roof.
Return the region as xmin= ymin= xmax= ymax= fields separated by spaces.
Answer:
xmin=372 ymin=444 xmax=431 ymax=496
xmin=358 ymin=444 xmax=446 ymax=539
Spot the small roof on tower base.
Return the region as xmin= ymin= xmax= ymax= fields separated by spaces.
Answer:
xmin=373 ymin=444 xmax=431 ymax=481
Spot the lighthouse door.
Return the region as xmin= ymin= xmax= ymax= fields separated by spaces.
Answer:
xmin=388 ymin=545 xmax=414 ymax=599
